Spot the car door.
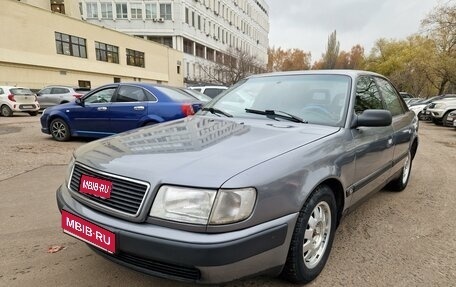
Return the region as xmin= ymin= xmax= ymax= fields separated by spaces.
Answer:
xmin=350 ymin=75 xmax=395 ymax=206
xmin=50 ymin=87 xmax=70 ymax=105
xmin=108 ymin=85 xmax=150 ymax=133
xmin=67 ymin=86 xmax=117 ymax=135
xmin=36 ymin=88 xmax=52 ymax=109
xmin=375 ymin=77 xmax=414 ymax=169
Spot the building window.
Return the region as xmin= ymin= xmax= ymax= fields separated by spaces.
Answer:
xmin=78 ymin=80 xmax=91 ymax=88
xmin=114 ymin=77 xmax=121 ymax=83
xmin=198 ymin=15 xmax=201 ymax=30
xmin=145 ymin=3 xmax=157 ymax=19
xmin=191 ymin=11 xmax=195 ymax=27
xmin=55 ymin=32 xmax=87 ymax=58
xmin=95 ymin=42 xmax=119 ymax=63
xmin=130 ymin=3 xmax=143 ymax=19
xmin=116 ymin=3 xmax=128 ymax=19
xmin=86 ymin=2 xmax=98 ymax=18
xmin=183 ymin=38 xmax=194 ymax=55
xmin=51 ymin=1 xmax=65 ymax=14
xmin=185 ymin=7 xmax=189 ymax=24
xmin=159 ymin=3 xmax=172 ymax=20
xmin=100 ymin=2 xmax=113 ymax=19
xmin=126 ymin=49 xmax=145 ymax=68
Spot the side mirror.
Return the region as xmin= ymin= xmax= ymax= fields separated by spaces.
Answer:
xmin=352 ymin=109 xmax=392 ymax=128
xmin=75 ymin=98 xmax=84 ymax=107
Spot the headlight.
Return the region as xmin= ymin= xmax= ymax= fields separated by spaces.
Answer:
xmin=209 ymin=188 xmax=256 ymax=224
xmin=150 ymin=186 xmax=256 ymax=225
xmin=434 ymin=103 xmax=446 ymax=109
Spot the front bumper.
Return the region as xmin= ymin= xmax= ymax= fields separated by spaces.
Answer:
xmin=56 ymin=184 xmax=298 ymax=283
xmin=427 ymin=108 xmax=444 ymax=119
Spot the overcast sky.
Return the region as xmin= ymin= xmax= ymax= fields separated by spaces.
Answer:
xmin=266 ymin=0 xmax=446 ymax=62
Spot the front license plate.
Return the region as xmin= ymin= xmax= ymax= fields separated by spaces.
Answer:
xmin=79 ymin=174 xmax=112 ymax=199
xmin=61 ymin=210 xmax=116 ymax=254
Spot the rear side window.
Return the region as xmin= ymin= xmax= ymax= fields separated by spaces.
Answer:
xmin=156 ymin=86 xmax=195 ymax=101
xmin=11 ymin=88 xmax=33 ymax=95
xmin=355 ymin=76 xmax=383 ymax=115
xmin=116 ymin=86 xmax=147 ymax=102
xmin=0 ymin=88 xmax=3 ymax=94
xmin=375 ymin=77 xmax=405 ymax=116
xmin=52 ymin=88 xmax=70 ymax=94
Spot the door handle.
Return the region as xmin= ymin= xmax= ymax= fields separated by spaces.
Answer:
xmin=387 ymin=138 xmax=393 ymax=147
xmin=97 ymin=107 xmax=108 ymax=111
xmin=134 ymin=106 xmax=145 ymax=111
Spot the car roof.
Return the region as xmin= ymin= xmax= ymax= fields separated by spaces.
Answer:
xmin=248 ymin=69 xmax=385 ymax=79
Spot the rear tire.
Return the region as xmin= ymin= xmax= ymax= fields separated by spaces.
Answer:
xmin=50 ymin=118 xmax=71 ymax=141
xmin=1 ymin=105 xmax=13 ymax=117
xmin=281 ymin=185 xmax=337 ymax=284
xmin=388 ymin=151 xmax=412 ymax=192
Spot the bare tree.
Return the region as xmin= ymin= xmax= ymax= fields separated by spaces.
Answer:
xmin=196 ymin=47 xmax=265 ymax=86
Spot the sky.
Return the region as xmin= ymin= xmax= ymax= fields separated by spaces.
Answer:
xmin=266 ymin=0 xmax=447 ymax=62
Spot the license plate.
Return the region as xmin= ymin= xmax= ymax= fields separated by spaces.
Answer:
xmin=79 ymin=174 xmax=112 ymax=199
xmin=61 ymin=210 xmax=116 ymax=253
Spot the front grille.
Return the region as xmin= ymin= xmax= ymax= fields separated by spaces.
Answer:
xmin=70 ymin=163 xmax=149 ymax=217
xmin=114 ymin=252 xmax=201 ymax=281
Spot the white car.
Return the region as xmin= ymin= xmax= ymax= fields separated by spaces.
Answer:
xmin=445 ymin=110 xmax=456 ymax=128
xmin=189 ymin=85 xmax=228 ymax=98
xmin=0 ymin=86 xmax=40 ymax=117
xmin=427 ymin=98 xmax=456 ymax=126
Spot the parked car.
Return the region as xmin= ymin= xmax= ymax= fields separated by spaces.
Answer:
xmin=40 ymin=83 xmax=204 ymax=141
xmin=36 ymin=85 xmax=90 ymax=109
xmin=56 ymin=70 xmax=418 ymax=284
xmin=426 ymin=97 xmax=456 ymax=125
xmin=412 ymin=94 xmax=456 ymax=121
xmin=445 ymin=110 xmax=456 ymax=128
xmin=189 ymin=85 xmax=228 ymax=98
xmin=0 ymin=86 xmax=40 ymax=116
xmin=400 ymin=91 xmax=415 ymax=99
xmin=179 ymin=88 xmax=212 ymax=103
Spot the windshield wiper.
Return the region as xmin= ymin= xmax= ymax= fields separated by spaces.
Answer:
xmin=245 ymin=108 xmax=307 ymax=123
xmin=202 ymin=107 xmax=233 ymax=117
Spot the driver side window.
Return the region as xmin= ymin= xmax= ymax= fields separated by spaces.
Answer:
xmin=355 ymin=76 xmax=383 ymax=115
xmin=84 ymin=87 xmax=116 ymax=104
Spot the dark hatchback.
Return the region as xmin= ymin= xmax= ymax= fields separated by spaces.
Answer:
xmin=40 ymin=83 xmax=203 ymax=141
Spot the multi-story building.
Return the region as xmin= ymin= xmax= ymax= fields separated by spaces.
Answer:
xmin=0 ymin=0 xmax=183 ymax=90
xmin=78 ymin=0 xmax=270 ymax=84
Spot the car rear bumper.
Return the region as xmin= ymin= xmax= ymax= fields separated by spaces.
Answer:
xmin=56 ymin=184 xmax=298 ymax=283
xmin=9 ymin=103 xmax=40 ymax=112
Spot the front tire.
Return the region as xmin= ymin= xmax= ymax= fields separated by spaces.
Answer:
xmin=388 ymin=151 xmax=412 ymax=191
xmin=281 ymin=185 xmax=337 ymax=284
xmin=50 ymin=118 xmax=71 ymax=141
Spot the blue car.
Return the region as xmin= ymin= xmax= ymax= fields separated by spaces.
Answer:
xmin=40 ymin=83 xmax=203 ymax=141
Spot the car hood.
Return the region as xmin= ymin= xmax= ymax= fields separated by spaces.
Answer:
xmin=74 ymin=116 xmax=340 ymax=187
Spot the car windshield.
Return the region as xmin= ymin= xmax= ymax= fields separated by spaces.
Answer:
xmin=11 ymin=88 xmax=33 ymax=95
xmin=203 ymin=74 xmax=351 ymax=127
xmin=155 ymin=86 xmax=197 ymax=102
xmin=183 ymin=89 xmax=212 ymax=102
